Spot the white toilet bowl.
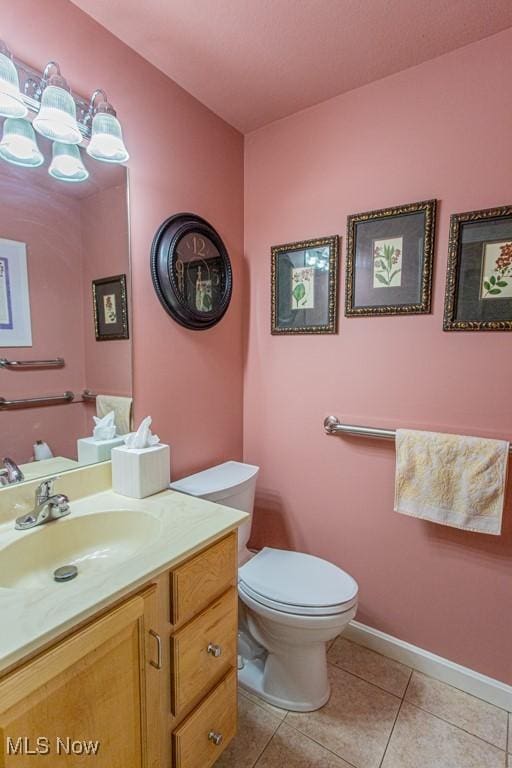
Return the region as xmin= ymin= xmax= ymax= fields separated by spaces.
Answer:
xmin=237 ymin=546 xmax=358 ymax=710
xmin=170 ymin=462 xmax=359 ymax=712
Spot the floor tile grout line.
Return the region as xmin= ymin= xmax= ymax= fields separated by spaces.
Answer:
xmin=327 ymin=657 xmax=411 ymax=699
xmin=377 ymin=667 xmax=413 ymax=768
xmin=336 ymin=635 xmax=512 ymax=714
xmin=403 ymin=700 xmax=508 ymax=755
xmin=238 ymin=688 xmax=288 ymax=721
xmin=237 ymin=704 xmax=283 ymax=768
xmin=325 ymin=660 xmax=403 ymax=703
xmin=271 ymin=719 xmax=360 ymax=768
xmin=403 ymin=673 xmax=509 ymax=750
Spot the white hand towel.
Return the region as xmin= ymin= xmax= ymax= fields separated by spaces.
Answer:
xmin=96 ymin=395 xmax=133 ymax=436
xmin=394 ymin=429 xmax=509 ymax=535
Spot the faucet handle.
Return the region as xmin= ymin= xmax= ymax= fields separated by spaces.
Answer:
xmin=35 ymin=476 xmax=57 ymax=503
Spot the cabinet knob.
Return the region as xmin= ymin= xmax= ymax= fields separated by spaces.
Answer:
xmin=207 ymin=642 xmax=222 ymax=657
xmin=208 ymin=730 xmax=223 ymax=746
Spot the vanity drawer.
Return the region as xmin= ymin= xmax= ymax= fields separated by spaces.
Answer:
xmin=171 ymin=587 xmax=237 ymax=714
xmin=170 ymin=533 xmax=237 ymax=626
xmin=173 ymin=669 xmax=237 ymax=768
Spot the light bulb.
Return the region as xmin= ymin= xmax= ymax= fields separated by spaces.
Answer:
xmin=0 ymin=118 xmax=43 ymax=167
xmin=34 ymin=84 xmax=81 ymax=145
xmin=87 ymin=112 xmax=129 ymax=163
xmin=48 ymin=142 xmax=88 ymax=182
xmin=0 ymin=51 xmax=27 ymax=118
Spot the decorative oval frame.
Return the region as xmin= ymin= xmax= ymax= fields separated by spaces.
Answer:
xmin=150 ymin=213 xmax=233 ymax=330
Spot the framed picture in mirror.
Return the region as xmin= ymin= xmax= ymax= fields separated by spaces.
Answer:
xmin=0 ymin=238 xmax=32 ymax=347
xmin=443 ymin=205 xmax=512 ymax=331
xmin=271 ymin=235 xmax=338 ymax=334
xmin=345 ymin=199 xmax=436 ymax=316
xmin=92 ymin=274 xmax=129 ymax=341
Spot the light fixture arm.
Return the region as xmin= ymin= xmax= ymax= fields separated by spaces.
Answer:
xmin=37 ymin=61 xmax=70 ymax=97
xmin=85 ymin=88 xmax=117 ymax=126
xmin=0 ymin=40 xmax=13 ymax=59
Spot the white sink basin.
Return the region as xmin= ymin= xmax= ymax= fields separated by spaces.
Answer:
xmin=0 ymin=510 xmax=161 ymax=590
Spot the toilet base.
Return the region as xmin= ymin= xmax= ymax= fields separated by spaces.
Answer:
xmin=238 ymin=656 xmax=331 ymax=712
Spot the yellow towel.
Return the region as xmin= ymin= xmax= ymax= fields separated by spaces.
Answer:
xmin=96 ymin=394 xmax=133 ymax=436
xmin=394 ymin=429 xmax=509 ymax=535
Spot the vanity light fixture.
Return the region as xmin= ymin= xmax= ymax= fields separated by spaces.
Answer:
xmin=85 ymin=90 xmax=129 ymax=164
xmin=0 ymin=117 xmax=43 ymax=167
xmin=0 ymin=42 xmax=28 ymax=118
xmin=48 ymin=142 xmax=89 ymax=183
xmin=0 ymin=41 xmax=129 ymax=182
xmin=33 ymin=62 xmax=82 ymax=145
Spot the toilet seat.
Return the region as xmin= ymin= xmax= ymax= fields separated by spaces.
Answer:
xmin=238 ymin=547 xmax=358 ymax=617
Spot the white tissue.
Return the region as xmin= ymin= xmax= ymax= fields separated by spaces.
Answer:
xmin=93 ymin=410 xmax=117 ymax=442
xmin=124 ymin=416 xmax=160 ymax=450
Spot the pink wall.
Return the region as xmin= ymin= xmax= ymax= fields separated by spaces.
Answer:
xmin=2 ymin=0 xmax=245 ymax=478
xmin=244 ymin=29 xmax=512 ymax=684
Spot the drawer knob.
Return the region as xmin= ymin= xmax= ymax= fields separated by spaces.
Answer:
xmin=207 ymin=642 xmax=222 ymax=658
xmin=208 ymin=730 xmax=223 ymax=746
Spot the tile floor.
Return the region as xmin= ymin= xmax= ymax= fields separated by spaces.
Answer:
xmin=215 ymin=636 xmax=511 ymax=768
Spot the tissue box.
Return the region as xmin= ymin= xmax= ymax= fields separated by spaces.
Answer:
xmin=77 ymin=436 xmax=125 ymax=465
xmin=111 ymin=443 xmax=170 ymax=498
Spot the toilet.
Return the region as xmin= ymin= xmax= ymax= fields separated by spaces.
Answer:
xmin=170 ymin=461 xmax=358 ymax=712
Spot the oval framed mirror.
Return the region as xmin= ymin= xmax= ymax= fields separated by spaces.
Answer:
xmin=150 ymin=213 xmax=233 ymax=330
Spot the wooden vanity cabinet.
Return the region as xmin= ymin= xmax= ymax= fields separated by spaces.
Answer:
xmin=0 ymin=589 xmax=157 ymax=768
xmin=0 ymin=531 xmax=239 ymax=768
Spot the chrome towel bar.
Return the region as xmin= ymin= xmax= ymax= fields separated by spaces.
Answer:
xmin=0 ymin=391 xmax=75 ymax=410
xmin=323 ymin=415 xmax=512 ymax=452
xmin=0 ymin=357 xmax=65 ymax=369
xmin=81 ymin=390 xmax=97 ymax=401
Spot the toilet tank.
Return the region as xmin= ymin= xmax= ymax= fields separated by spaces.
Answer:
xmin=169 ymin=461 xmax=259 ymax=563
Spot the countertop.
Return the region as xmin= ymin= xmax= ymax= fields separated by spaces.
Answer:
xmin=0 ymin=488 xmax=247 ymax=674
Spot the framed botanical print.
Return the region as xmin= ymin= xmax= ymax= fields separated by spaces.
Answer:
xmin=345 ymin=200 xmax=437 ymax=316
xmin=271 ymin=235 xmax=338 ymax=334
xmin=443 ymin=205 xmax=512 ymax=331
xmin=92 ymin=274 xmax=129 ymax=341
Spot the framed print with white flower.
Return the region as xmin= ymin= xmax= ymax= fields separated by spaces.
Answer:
xmin=271 ymin=235 xmax=338 ymax=334
xmin=345 ymin=200 xmax=436 ymax=316
xmin=92 ymin=274 xmax=129 ymax=341
xmin=443 ymin=206 xmax=512 ymax=331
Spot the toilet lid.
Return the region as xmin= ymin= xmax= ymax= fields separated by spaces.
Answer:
xmin=238 ymin=548 xmax=358 ymax=616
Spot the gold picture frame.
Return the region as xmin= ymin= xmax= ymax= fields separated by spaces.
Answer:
xmin=271 ymin=235 xmax=339 ymax=334
xmin=345 ymin=199 xmax=437 ymax=316
xmin=92 ymin=274 xmax=129 ymax=341
xmin=443 ymin=205 xmax=512 ymax=331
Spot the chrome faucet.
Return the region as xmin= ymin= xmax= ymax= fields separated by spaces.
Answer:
xmin=0 ymin=457 xmax=24 ymax=485
xmin=15 ymin=477 xmax=70 ymax=530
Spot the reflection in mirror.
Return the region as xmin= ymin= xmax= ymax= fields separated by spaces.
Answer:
xmin=0 ymin=127 xmax=131 ymax=486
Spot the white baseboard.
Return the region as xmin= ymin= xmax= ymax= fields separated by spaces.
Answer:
xmin=344 ymin=620 xmax=512 ymax=712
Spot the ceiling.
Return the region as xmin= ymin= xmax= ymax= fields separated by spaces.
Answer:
xmin=71 ymin=0 xmax=512 ymax=133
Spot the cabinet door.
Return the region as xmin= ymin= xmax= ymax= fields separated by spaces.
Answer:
xmin=0 ymin=594 xmax=154 ymax=767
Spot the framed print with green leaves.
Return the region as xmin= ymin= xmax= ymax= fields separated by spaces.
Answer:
xmin=443 ymin=205 xmax=512 ymax=331
xmin=271 ymin=235 xmax=338 ymax=334
xmin=345 ymin=199 xmax=436 ymax=316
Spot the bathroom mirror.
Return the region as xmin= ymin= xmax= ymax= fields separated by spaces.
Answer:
xmin=151 ymin=213 xmax=232 ymax=330
xmin=0 ymin=128 xmax=131 ymax=486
